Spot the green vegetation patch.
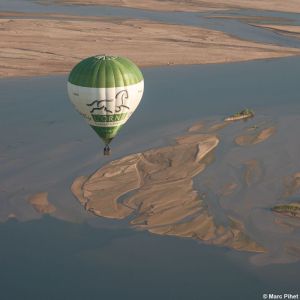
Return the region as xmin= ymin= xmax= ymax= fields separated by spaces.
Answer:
xmin=272 ymin=202 xmax=300 ymax=217
xmin=232 ymin=108 xmax=254 ymax=117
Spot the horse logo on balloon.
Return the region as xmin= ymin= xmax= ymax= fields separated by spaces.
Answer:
xmin=87 ymin=90 xmax=130 ymax=114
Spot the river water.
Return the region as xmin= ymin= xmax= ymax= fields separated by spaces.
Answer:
xmin=0 ymin=1 xmax=300 ymax=299
xmin=1 ymin=57 xmax=300 ymax=299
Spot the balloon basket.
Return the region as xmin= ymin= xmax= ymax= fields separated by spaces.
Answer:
xmin=103 ymin=146 xmax=111 ymax=156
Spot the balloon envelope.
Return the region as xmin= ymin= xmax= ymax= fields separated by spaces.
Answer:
xmin=67 ymin=55 xmax=144 ymax=144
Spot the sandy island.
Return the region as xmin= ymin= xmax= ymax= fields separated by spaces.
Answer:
xmin=1 ymin=11 xmax=300 ymax=77
xmin=53 ymin=0 xmax=300 ymax=14
xmin=72 ymin=133 xmax=265 ymax=253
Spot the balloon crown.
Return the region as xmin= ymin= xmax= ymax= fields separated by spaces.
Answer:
xmin=94 ymin=55 xmax=117 ymax=60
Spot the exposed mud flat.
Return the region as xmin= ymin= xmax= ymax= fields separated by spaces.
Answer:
xmin=72 ymin=134 xmax=265 ymax=253
xmin=235 ymin=126 xmax=276 ymax=146
xmin=28 ymin=192 xmax=56 ymax=214
xmin=283 ymin=172 xmax=300 ymax=197
xmin=72 ymin=114 xmax=300 ymax=264
xmin=219 ymin=182 xmax=238 ymax=197
xmin=243 ymin=160 xmax=263 ymax=187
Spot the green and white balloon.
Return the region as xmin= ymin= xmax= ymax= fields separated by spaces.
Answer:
xmin=67 ymin=55 xmax=144 ymax=147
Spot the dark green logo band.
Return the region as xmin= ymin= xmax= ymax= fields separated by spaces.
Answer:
xmin=92 ymin=113 xmax=127 ymax=123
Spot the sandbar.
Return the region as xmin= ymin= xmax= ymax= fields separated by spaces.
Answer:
xmin=72 ymin=133 xmax=265 ymax=253
xmin=243 ymin=160 xmax=263 ymax=187
xmin=187 ymin=121 xmax=229 ymax=134
xmin=219 ymin=182 xmax=238 ymax=197
xmin=188 ymin=122 xmax=204 ymax=133
xmin=1 ymin=12 xmax=300 ymax=78
xmin=283 ymin=172 xmax=300 ymax=197
xmin=235 ymin=126 xmax=276 ymax=146
xmin=28 ymin=192 xmax=56 ymax=214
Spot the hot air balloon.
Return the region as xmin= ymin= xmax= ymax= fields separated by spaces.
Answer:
xmin=67 ymin=55 xmax=144 ymax=155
